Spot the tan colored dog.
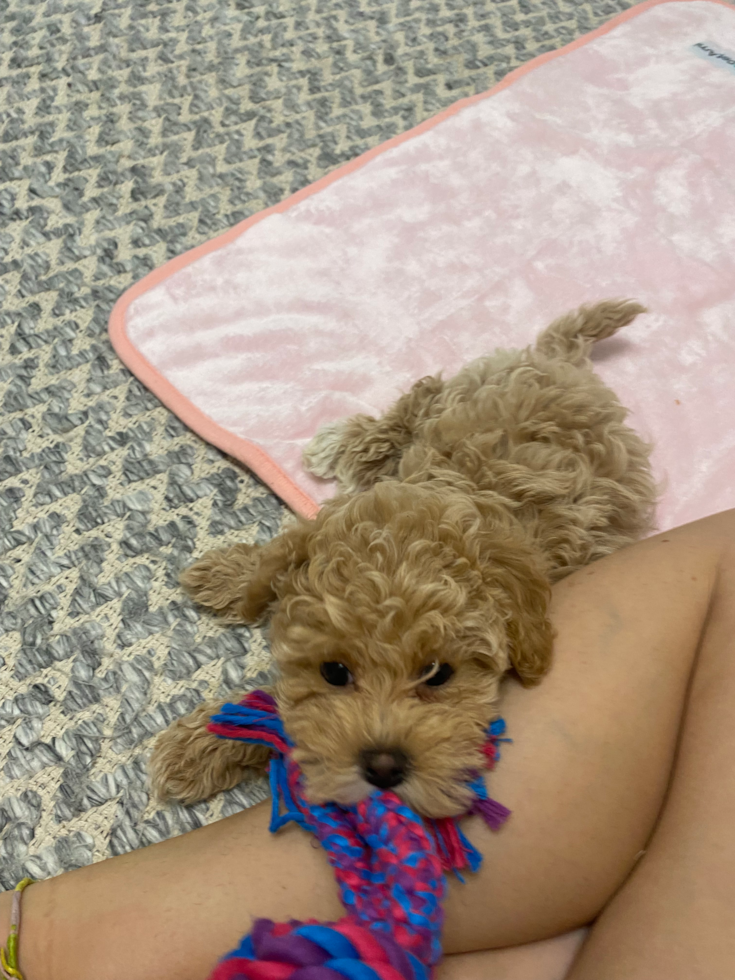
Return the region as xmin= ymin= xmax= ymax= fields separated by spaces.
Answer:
xmin=150 ymin=300 xmax=655 ymax=817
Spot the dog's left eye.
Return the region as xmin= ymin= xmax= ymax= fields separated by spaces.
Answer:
xmin=320 ymin=661 xmax=353 ymax=686
xmin=421 ymin=662 xmax=455 ymax=687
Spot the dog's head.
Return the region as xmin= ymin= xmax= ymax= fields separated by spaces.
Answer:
xmin=206 ymin=483 xmax=553 ymax=816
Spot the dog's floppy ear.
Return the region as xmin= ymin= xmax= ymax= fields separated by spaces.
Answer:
xmin=491 ymin=546 xmax=554 ymax=685
xmin=471 ymin=504 xmax=554 ymax=684
xmin=179 ymin=520 xmax=312 ymax=623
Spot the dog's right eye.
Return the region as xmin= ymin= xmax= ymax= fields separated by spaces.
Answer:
xmin=320 ymin=661 xmax=353 ymax=686
xmin=422 ymin=662 xmax=455 ymax=686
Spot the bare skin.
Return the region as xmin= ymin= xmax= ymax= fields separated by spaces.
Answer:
xmin=3 ymin=509 xmax=735 ymax=980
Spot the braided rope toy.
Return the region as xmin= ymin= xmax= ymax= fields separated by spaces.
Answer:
xmin=207 ymin=691 xmax=510 ymax=980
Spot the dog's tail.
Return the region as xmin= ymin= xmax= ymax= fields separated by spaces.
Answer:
xmin=535 ymin=299 xmax=646 ymax=366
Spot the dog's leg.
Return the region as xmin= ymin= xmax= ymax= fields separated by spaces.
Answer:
xmin=149 ymin=696 xmax=272 ymax=805
xmin=535 ymin=299 xmax=646 ymax=365
xmin=303 ymin=374 xmax=445 ymax=493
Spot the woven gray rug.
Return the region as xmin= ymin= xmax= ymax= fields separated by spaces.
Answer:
xmin=0 ymin=0 xmax=642 ymax=888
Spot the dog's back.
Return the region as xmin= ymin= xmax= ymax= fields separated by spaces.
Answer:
xmin=396 ymin=301 xmax=656 ymax=577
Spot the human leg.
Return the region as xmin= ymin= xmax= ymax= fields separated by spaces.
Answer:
xmin=441 ymin=510 xmax=725 ymax=951
xmin=437 ymin=510 xmax=735 ymax=980
xmin=564 ymin=524 xmax=735 ymax=978
xmin=437 ymin=929 xmax=588 ymax=980
xmin=3 ymin=510 xmax=733 ymax=980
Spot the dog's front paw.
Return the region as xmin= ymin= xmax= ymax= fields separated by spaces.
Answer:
xmin=149 ymin=699 xmax=271 ymax=805
xmin=302 ymin=420 xmax=349 ymax=480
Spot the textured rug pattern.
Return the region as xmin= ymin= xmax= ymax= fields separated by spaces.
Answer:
xmin=0 ymin=0 xmax=641 ymax=888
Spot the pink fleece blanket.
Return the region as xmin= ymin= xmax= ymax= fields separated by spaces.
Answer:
xmin=110 ymin=0 xmax=735 ymax=527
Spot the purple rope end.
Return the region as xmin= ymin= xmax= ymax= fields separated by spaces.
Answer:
xmin=471 ymin=796 xmax=512 ymax=831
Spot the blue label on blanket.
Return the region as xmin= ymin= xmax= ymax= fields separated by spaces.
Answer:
xmin=691 ymin=41 xmax=735 ymax=76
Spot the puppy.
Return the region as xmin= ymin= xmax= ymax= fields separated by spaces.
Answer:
xmin=150 ymin=300 xmax=655 ymax=817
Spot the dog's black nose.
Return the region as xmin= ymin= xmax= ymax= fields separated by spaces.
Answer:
xmin=360 ymin=748 xmax=409 ymax=789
